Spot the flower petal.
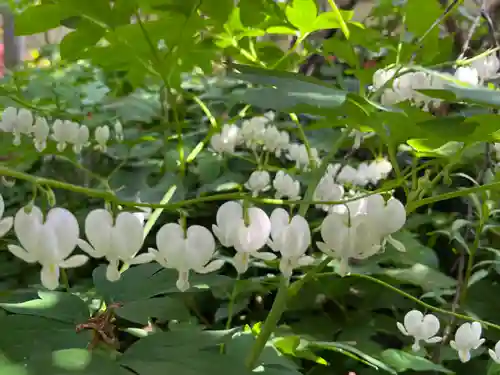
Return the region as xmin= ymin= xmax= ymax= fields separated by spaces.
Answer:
xmin=84 ymin=209 xmax=113 ymax=255
xmin=186 ymin=225 xmax=216 ymax=269
xmin=216 ymin=201 xmax=243 ymax=229
xmin=320 ymin=213 xmax=349 ymax=256
xmin=128 ymin=252 xmax=155 ymax=265
xmin=384 ymin=197 xmax=406 ymax=234
xmin=404 ymin=310 xmax=424 ymax=336
xmin=106 ymin=259 xmax=121 ymax=282
xmin=14 ymin=205 xmax=43 ymax=255
xmin=113 ymin=212 xmax=144 ymax=259
xmin=40 ymin=264 xmax=60 ymax=290
xmin=156 ymin=223 xmax=186 ymax=269
xmin=60 ymin=254 xmax=88 ymax=268
xmin=176 ymin=270 xmax=190 ymax=292
xmin=232 ymin=252 xmax=249 ymax=274
xmin=77 ymin=239 xmax=102 ymax=258
xmin=45 ymin=208 xmax=79 ymax=259
xmin=8 ymin=244 xmax=38 ymax=263
xmin=0 ymin=216 xmax=13 ymax=237
xmin=197 ymin=259 xmax=225 ymax=274
xmin=421 ymin=313 xmax=440 ymax=338
xmin=269 ymin=208 xmax=290 ymax=241
xmin=396 ymin=321 xmax=409 ymax=336
xmin=242 ymin=207 xmax=271 ymax=251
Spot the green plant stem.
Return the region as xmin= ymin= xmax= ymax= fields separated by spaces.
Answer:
xmin=298 ymin=131 xmax=348 ymax=216
xmin=245 ymin=132 xmax=348 ymax=368
xmin=459 ymin=202 xmax=487 ymax=303
xmin=60 ymin=269 xmax=70 ymax=292
xmin=326 ymin=0 xmax=350 ymax=39
xmin=245 ymin=277 xmax=289 ymax=369
xmin=220 ymin=276 xmax=240 ymax=354
xmin=288 ymin=258 xmax=331 ymax=297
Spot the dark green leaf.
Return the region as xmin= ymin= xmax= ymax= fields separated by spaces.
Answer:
xmin=381 ymin=349 xmax=453 ymax=373
xmin=0 ymin=291 xmax=89 ymax=324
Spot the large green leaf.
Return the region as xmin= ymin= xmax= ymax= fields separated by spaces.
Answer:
xmin=285 ymin=0 xmax=317 ymax=32
xmin=0 ymin=315 xmax=91 ymax=361
xmin=15 ymin=4 xmax=64 ymax=35
xmin=119 ymin=328 xmax=250 ymax=375
xmin=116 ymin=296 xmax=191 ymax=324
xmin=381 ymin=349 xmax=453 ymax=373
xmin=381 ymin=263 xmax=456 ymax=291
xmin=0 ymin=291 xmax=89 ymax=324
xmin=0 ymin=349 xmax=132 ymax=375
xmin=229 ymin=64 xmax=347 ymax=112
xmin=93 ymin=264 xmax=232 ymax=303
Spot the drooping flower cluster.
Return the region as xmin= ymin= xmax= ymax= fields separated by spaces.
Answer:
xmin=0 ymin=107 xmax=123 ymax=153
xmin=397 ymin=310 xmax=494 ymax=364
xmin=245 ymin=170 xmax=300 ymax=200
xmin=317 ymin=193 xmax=406 ymax=275
xmin=372 ymin=68 xmax=445 ymax=108
xmin=209 ymin=112 xmax=319 ymax=171
xmin=373 ymin=54 xmax=499 ymax=107
xmin=455 ymin=54 xmax=499 ymax=85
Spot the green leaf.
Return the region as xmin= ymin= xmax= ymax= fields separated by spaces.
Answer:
xmin=116 ymin=296 xmax=191 ymax=324
xmin=229 ymin=64 xmax=346 ymax=112
xmin=285 ymin=0 xmax=317 ymax=32
xmin=312 ymin=10 xmax=354 ymax=32
xmin=308 ymin=341 xmax=397 ymax=374
xmin=382 ymin=263 xmax=456 ymax=291
xmin=15 ymin=4 xmax=63 ymax=35
xmin=376 ymin=231 xmax=439 ymax=268
xmin=416 ymin=116 xmax=478 ymax=142
xmin=405 ymin=0 xmax=442 ymax=37
xmin=323 ymin=38 xmax=358 ymax=67
xmin=60 ymin=21 xmax=106 ymax=61
xmin=239 ymin=0 xmax=268 ymax=27
xmin=16 ymin=349 xmax=132 ymax=375
xmin=200 ymin=0 xmax=234 ymax=24
xmin=381 ymin=349 xmax=453 ymax=373
xmin=0 ymin=315 xmax=91 ymax=361
xmin=407 ymin=139 xmax=464 ymax=157
xmin=0 ymin=291 xmax=89 ymax=324
xmin=93 ymin=264 xmax=231 ymax=303
xmin=119 ymin=329 xmax=250 ymax=375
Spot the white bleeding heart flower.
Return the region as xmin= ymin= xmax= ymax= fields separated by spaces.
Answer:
xmin=396 ymin=310 xmax=442 ymax=352
xmin=262 ymin=125 xmax=290 ymax=156
xmin=455 ymin=67 xmax=479 ymax=86
xmin=73 ymin=125 xmax=90 ymax=153
xmin=267 ymin=208 xmax=313 ymax=277
xmin=240 ymin=116 xmax=268 ymax=149
xmin=78 ymin=209 xmax=154 ymax=282
xmin=210 ymin=124 xmax=241 ymax=153
xmin=149 ymin=223 xmax=224 ymax=291
xmin=0 ymin=107 xmax=17 ymax=132
xmin=33 ymin=117 xmax=50 ymax=152
xmin=114 ymin=120 xmax=124 ymax=142
xmin=245 ymin=170 xmax=271 ymax=197
xmin=286 ymin=143 xmax=319 ymax=171
xmin=313 ymin=174 xmax=344 ymax=212
xmin=317 ymin=197 xmax=383 ymax=276
xmin=52 ymin=120 xmax=79 ymax=152
xmin=8 ymin=205 xmax=88 ymax=290
xmin=95 ymin=125 xmax=110 ymax=152
xmin=12 ymin=108 xmax=34 ymax=146
xmin=212 ymin=201 xmax=274 ymax=274
xmin=273 ymin=170 xmax=300 ymax=201
xmin=450 ymin=322 xmax=485 ymax=363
